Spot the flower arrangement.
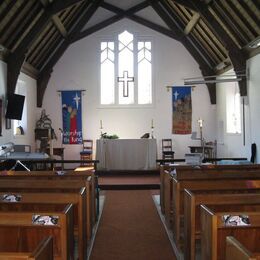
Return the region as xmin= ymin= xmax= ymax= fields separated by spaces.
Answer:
xmin=101 ymin=132 xmax=119 ymax=139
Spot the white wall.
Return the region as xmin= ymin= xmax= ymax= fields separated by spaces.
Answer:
xmin=44 ymin=19 xmax=216 ymax=160
xmin=1 ymin=22 xmax=258 ymax=163
xmin=248 ymin=54 xmax=260 ymax=162
xmin=0 ymin=60 xmax=38 ymax=150
xmin=216 ymin=54 xmax=260 ymax=162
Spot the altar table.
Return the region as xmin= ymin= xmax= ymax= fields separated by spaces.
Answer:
xmin=96 ymin=139 xmax=157 ymax=170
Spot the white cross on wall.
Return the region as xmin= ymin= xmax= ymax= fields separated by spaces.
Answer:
xmin=117 ymin=71 xmax=134 ymax=97
xmin=174 ymin=91 xmax=179 ymax=100
xmin=73 ymin=93 xmax=80 ymax=110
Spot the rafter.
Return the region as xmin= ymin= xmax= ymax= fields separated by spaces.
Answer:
xmin=129 ymin=15 xmax=179 ymax=40
xmin=171 ymin=0 xmax=196 ymax=11
xmin=150 ymin=0 xmax=217 ymax=104
xmin=37 ymin=0 xmax=102 ymax=107
xmin=72 ymin=15 xmax=123 ymax=43
xmin=188 ymin=0 xmax=247 ymax=96
xmin=97 ymin=2 xmax=181 ymax=41
xmin=6 ymin=0 xmax=84 ymax=96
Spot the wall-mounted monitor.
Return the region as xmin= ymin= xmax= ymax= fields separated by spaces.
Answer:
xmin=5 ymin=94 xmax=25 ymax=120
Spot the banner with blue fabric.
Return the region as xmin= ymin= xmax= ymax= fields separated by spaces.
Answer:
xmin=61 ymin=90 xmax=83 ymax=144
xmin=172 ymin=86 xmax=192 ymax=134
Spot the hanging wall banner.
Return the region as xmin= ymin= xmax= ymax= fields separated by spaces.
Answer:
xmin=172 ymin=86 xmax=192 ymax=134
xmin=61 ymin=90 xmax=83 ymax=144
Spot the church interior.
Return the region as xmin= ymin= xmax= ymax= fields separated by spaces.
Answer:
xmin=0 ymin=0 xmax=260 ymax=259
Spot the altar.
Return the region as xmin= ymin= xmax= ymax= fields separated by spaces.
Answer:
xmin=96 ymin=139 xmax=157 ymax=170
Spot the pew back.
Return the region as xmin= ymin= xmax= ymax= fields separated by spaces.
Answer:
xmin=226 ymin=236 xmax=260 ymax=260
xmin=201 ymin=204 xmax=260 ymax=260
xmin=0 ymin=188 xmax=87 ymax=260
xmin=184 ymin=190 xmax=260 ymax=260
xmin=0 ymin=236 xmax=53 ymax=260
xmin=0 ymin=203 xmax=74 ymax=260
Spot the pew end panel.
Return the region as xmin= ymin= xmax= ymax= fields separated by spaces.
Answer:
xmin=201 ymin=204 xmax=260 ymax=260
xmin=0 ymin=236 xmax=53 ymax=260
xmin=226 ymin=236 xmax=260 ymax=260
xmin=0 ymin=204 xmax=74 ymax=260
xmin=0 ymin=189 xmax=86 ymax=260
xmin=184 ymin=189 xmax=260 ymax=260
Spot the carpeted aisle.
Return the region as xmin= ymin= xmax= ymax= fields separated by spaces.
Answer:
xmin=90 ymin=190 xmax=176 ymax=260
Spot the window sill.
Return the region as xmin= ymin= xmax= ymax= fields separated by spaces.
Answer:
xmin=98 ymin=104 xmax=154 ymax=109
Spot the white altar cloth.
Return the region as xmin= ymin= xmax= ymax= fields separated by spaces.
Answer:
xmin=96 ymin=139 xmax=157 ymax=170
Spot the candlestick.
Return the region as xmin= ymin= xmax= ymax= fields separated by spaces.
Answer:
xmin=198 ymin=118 xmax=203 ymax=128
xmin=151 ymin=119 xmax=154 ymax=129
xmin=100 ymin=120 xmax=103 ymax=129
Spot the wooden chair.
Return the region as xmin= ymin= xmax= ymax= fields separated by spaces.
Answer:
xmin=80 ymin=140 xmax=93 ymax=165
xmin=162 ymin=139 xmax=175 ymax=160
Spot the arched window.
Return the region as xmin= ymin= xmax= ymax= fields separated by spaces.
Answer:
xmin=100 ymin=30 xmax=152 ymax=106
xmin=226 ymin=83 xmax=241 ymax=134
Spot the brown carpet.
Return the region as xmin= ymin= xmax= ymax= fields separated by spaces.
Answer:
xmin=90 ymin=190 xmax=176 ymax=260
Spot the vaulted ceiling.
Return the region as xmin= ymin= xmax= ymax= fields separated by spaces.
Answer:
xmin=0 ymin=0 xmax=259 ymax=107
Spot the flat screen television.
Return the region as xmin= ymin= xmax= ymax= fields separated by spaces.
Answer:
xmin=5 ymin=94 xmax=25 ymax=120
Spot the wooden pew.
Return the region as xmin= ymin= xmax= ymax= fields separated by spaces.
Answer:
xmin=0 ymin=188 xmax=87 ymax=260
xmin=184 ymin=190 xmax=260 ymax=260
xmin=0 ymin=178 xmax=93 ymax=243
xmin=159 ymin=164 xmax=172 ymax=214
xmin=0 ymin=169 xmax=97 ymax=226
xmin=0 ymin=203 xmax=74 ymax=260
xmin=0 ymin=236 xmax=53 ymax=260
xmin=226 ymin=236 xmax=260 ymax=260
xmin=160 ymin=164 xmax=260 ymax=217
xmin=162 ymin=167 xmax=260 ymax=250
xmin=200 ymin=204 xmax=260 ymax=260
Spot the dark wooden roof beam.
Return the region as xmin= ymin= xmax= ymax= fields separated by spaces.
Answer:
xmin=226 ymin=0 xmax=257 ymax=39
xmin=171 ymin=0 xmax=196 ymax=11
xmin=6 ymin=4 xmax=42 ymax=51
xmin=100 ymin=1 xmax=150 ymax=16
xmin=72 ymin=15 xmax=124 ymax=42
xmin=0 ymin=1 xmax=16 ymax=25
xmin=37 ymin=0 xmax=102 ymax=107
xmin=150 ymin=0 xmax=216 ymax=104
xmin=100 ymin=2 xmax=180 ymax=40
xmin=6 ymin=0 xmax=83 ymax=96
xmin=238 ymin=1 xmax=260 ymax=33
xmin=129 ymin=15 xmax=179 ymax=40
xmin=0 ymin=1 xmax=28 ymax=41
xmin=214 ymin=1 xmax=250 ymax=44
xmin=188 ymin=0 xmax=248 ymax=96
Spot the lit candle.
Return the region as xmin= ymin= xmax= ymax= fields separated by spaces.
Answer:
xmin=100 ymin=120 xmax=103 ymax=129
xmin=151 ymin=119 xmax=154 ymax=128
xmin=198 ymin=118 xmax=203 ymax=128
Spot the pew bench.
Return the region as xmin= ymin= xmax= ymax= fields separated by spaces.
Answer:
xmin=184 ymin=189 xmax=260 ymax=260
xmin=0 ymin=203 xmax=74 ymax=260
xmin=163 ymin=167 xmax=260 ymax=250
xmin=160 ymin=163 xmax=260 ymax=216
xmin=200 ymin=204 xmax=260 ymax=260
xmin=0 ymin=169 xmax=98 ymax=227
xmin=0 ymin=236 xmax=53 ymax=260
xmin=0 ymin=188 xmax=87 ymax=260
xmin=0 ymin=178 xmax=93 ymax=243
xmin=226 ymin=236 xmax=260 ymax=260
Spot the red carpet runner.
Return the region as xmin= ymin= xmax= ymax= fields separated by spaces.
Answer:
xmin=90 ymin=190 xmax=176 ymax=260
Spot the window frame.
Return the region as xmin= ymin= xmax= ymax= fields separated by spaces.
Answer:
xmin=99 ymin=31 xmax=154 ymax=108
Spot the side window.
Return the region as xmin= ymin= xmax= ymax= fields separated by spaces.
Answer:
xmin=226 ymin=83 xmax=241 ymax=134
